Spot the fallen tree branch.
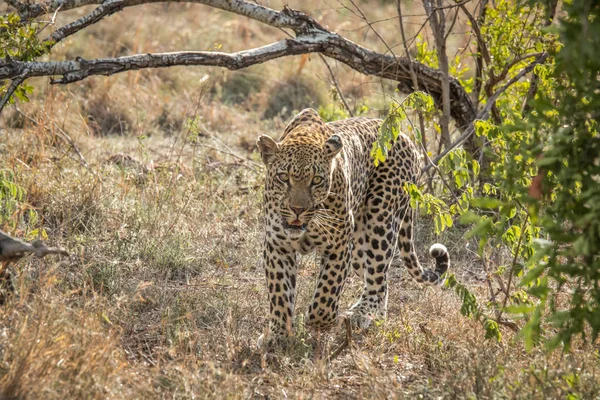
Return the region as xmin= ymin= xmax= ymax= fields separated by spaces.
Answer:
xmin=0 ymin=230 xmax=69 ymax=263
xmin=0 ymin=229 xmax=68 ymax=304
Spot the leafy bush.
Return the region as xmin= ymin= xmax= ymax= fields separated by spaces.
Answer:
xmin=375 ymin=0 xmax=600 ymax=351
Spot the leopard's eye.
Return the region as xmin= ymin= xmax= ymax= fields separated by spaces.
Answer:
xmin=311 ymin=176 xmax=324 ymax=185
xmin=277 ymin=172 xmax=289 ymax=182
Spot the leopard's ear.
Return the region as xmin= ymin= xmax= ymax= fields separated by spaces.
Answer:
xmin=324 ymin=135 xmax=343 ymax=159
xmin=256 ymin=135 xmax=280 ymax=165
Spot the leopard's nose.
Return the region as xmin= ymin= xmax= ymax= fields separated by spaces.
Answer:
xmin=290 ymin=206 xmax=306 ymax=217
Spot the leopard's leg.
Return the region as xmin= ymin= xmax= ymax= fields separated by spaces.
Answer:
xmin=262 ymin=239 xmax=298 ymax=341
xmin=393 ymin=205 xmax=450 ymax=285
xmin=306 ymin=240 xmax=353 ymax=330
xmin=347 ymin=194 xmax=404 ymax=329
xmin=350 ymin=209 xmax=367 ymax=277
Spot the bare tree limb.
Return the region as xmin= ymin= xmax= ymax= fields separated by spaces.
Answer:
xmin=0 ymin=40 xmax=316 ymax=83
xmin=45 ymin=0 xmax=128 ymax=44
xmin=11 ymin=0 xmax=308 ymax=29
xmin=2 ymin=3 xmax=477 ymax=129
xmin=3 ymin=0 xmax=477 ymax=137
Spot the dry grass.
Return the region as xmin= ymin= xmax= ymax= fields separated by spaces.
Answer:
xmin=1 ymin=1 xmax=599 ymax=398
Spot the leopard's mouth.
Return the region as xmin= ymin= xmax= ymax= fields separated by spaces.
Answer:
xmin=283 ymin=219 xmax=307 ymax=231
xmin=281 ymin=215 xmax=307 ymax=231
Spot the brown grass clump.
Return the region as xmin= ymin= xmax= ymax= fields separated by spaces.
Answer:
xmin=0 ymin=274 xmax=151 ymax=399
xmin=263 ymin=75 xmax=329 ymax=119
xmin=84 ymin=95 xmax=133 ymax=136
xmin=212 ymin=70 xmax=266 ymax=107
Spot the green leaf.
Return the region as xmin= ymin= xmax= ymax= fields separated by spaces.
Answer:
xmin=470 ymin=197 xmax=505 ymax=209
xmin=459 ymin=210 xmax=481 ymax=224
xmin=465 ymin=217 xmax=493 ymax=240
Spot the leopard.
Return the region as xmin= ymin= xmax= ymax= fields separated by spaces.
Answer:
xmin=256 ymin=108 xmax=450 ymax=340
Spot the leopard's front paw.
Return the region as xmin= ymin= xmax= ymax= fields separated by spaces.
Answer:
xmin=347 ymin=298 xmax=386 ymax=330
xmin=304 ymin=312 xmax=339 ymax=331
xmin=257 ymin=331 xmax=295 ymax=350
xmin=345 ymin=308 xmax=375 ymax=330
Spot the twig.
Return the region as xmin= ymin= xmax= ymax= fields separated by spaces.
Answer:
xmin=460 ymin=3 xmax=491 ymax=65
xmin=397 ymin=0 xmax=430 ymax=163
xmin=13 ymin=106 xmax=96 ymax=176
xmin=484 ymin=52 xmax=545 ymax=96
xmin=464 ymin=0 xmax=489 ymax=108
xmin=347 ymin=0 xmax=397 ymax=57
xmin=498 ymin=215 xmax=529 ymax=321
xmin=276 ymin=23 xmax=354 ymax=117
xmin=327 ymin=318 xmax=352 ymax=362
xmin=397 ymin=96 xmax=462 ymax=208
xmin=443 ymin=7 xmax=461 ymax=43
xmin=45 ymin=0 xmax=126 ymax=45
xmin=0 ymin=76 xmax=25 ymax=115
xmin=44 ymin=111 xmax=95 ymax=175
xmin=480 ymin=255 xmax=497 ymax=304
xmin=318 ymin=55 xmax=354 ymax=117
xmin=198 ymin=143 xmax=262 ymax=170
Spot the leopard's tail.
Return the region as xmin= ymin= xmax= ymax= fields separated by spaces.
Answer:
xmin=425 ymin=243 xmax=450 ymax=283
xmin=393 ymin=243 xmax=450 ymax=285
xmin=393 ymin=207 xmax=450 ymax=285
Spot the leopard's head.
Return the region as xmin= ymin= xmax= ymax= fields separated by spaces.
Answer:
xmin=257 ymin=109 xmax=343 ymax=237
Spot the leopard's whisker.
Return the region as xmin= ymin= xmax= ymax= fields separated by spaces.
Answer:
xmin=311 ymin=217 xmax=337 ymax=244
xmin=313 ymin=215 xmax=342 ymax=236
xmin=314 ymin=213 xmax=345 ymax=229
xmin=314 ymin=209 xmax=345 ymax=223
